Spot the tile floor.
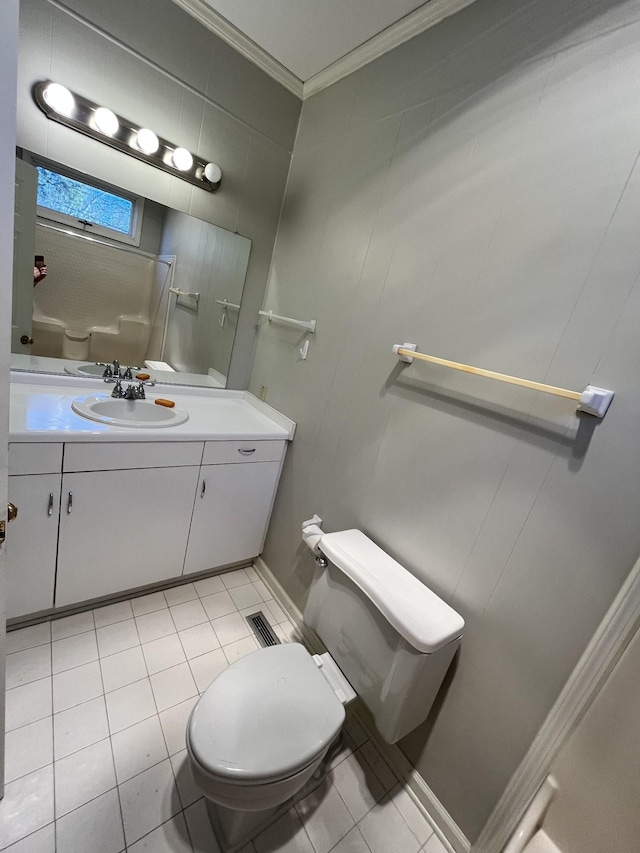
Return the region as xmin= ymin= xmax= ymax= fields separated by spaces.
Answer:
xmin=1 ymin=566 xmax=450 ymax=853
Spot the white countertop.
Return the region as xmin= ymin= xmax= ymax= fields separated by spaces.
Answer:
xmin=10 ymin=373 xmax=295 ymax=443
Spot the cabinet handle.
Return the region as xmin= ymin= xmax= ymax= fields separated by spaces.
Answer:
xmin=48 ymin=493 xmax=54 ymax=516
xmin=201 ymin=479 xmax=206 ymax=498
xmin=238 ymin=448 xmax=256 ymax=455
xmin=67 ymin=491 xmax=73 ymax=514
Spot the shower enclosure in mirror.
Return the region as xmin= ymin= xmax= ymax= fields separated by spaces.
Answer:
xmin=12 ymin=154 xmax=251 ymax=388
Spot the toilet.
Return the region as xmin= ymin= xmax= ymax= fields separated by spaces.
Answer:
xmin=186 ymin=527 xmax=465 ymax=828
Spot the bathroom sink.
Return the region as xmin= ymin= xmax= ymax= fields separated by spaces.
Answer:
xmin=65 ymin=362 xmax=149 ymax=379
xmin=71 ymin=394 xmax=188 ymax=428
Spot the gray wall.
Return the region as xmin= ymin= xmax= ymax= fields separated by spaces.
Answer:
xmin=250 ymin=0 xmax=640 ymax=841
xmin=16 ymin=0 xmax=301 ymax=389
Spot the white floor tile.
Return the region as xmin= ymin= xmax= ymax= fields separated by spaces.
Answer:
xmin=263 ymin=599 xmax=288 ymax=624
xmin=170 ymin=599 xmax=209 ymax=631
xmin=5 ymin=717 xmax=53 ymax=783
xmin=105 ymin=678 xmax=157 ymax=734
xmin=54 ymin=738 xmax=116 ymax=817
xmin=328 ymin=826 xmax=372 ymax=853
xmin=243 ymin=565 xmax=260 ymax=582
xmin=254 ymin=806 xmax=314 ymax=853
xmin=178 ymin=622 xmax=220 ymax=659
xmin=143 ymin=633 xmax=187 ymax=675
xmin=193 ymin=575 xmax=226 ymax=598
xmin=170 ymin=749 xmax=201 ymax=808
xmin=229 ymin=583 xmax=263 ymax=610
xmin=96 ymin=619 xmax=140 ymax=658
xmin=2 ymin=822 xmax=55 ymax=853
xmin=127 ymin=812 xmax=193 ymax=853
xmin=358 ymin=742 xmax=397 ymax=792
xmin=53 ymin=660 xmax=103 ymax=713
xmin=252 ymin=579 xmax=271 ymax=601
xmin=135 ymin=609 xmax=177 ymax=644
xmin=101 ymin=646 xmax=148 ymax=693
xmin=111 ymin=715 xmax=169 ymax=784
xmin=358 ymin=796 xmax=421 ymax=853
xmin=199 ymin=590 xmax=236 ymax=620
xmin=390 ymin=784 xmax=434 ymax=846
xmin=52 ymin=631 xmax=98 ymax=675
xmin=211 ymin=612 xmax=251 ymax=646
xmin=55 ymin=788 xmax=124 ymax=853
xmin=54 ymin=696 xmax=110 ymax=760
xmin=332 ymin=750 xmax=386 ymax=822
xmin=223 ymin=634 xmax=259 ymax=664
xmin=5 ymin=677 xmax=52 ymax=732
xmin=6 ymin=644 xmax=52 ymax=689
xmin=119 ymin=759 xmax=180 ymax=846
xmin=131 ymin=591 xmax=169 ymax=617
xmin=93 ymin=600 xmax=134 ymax=628
xmin=0 ymin=765 xmax=54 ymax=848
xmin=296 ymin=780 xmax=355 ymax=853
xmin=51 ymin=611 xmax=95 ymax=641
xmin=164 ymin=583 xmax=198 ymax=606
xmin=150 ymin=662 xmax=198 ymax=712
xmin=221 ymin=568 xmax=252 ymax=589
xmin=421 ymin=834 xmax=449 ymax=853
xmin=188 ymin=648 xmax=228 ymax=692
xmin=7 ymin=622 xmax=51 ymax=653
xmin=184 ymin=799 xmax=222 ymax=853
xmin=159 ymin=696 xmax=198 ymax=755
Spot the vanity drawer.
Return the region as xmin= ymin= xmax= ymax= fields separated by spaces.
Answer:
xmin=202 ymin=440 xmax=286 ymax=465
xmin=64 ymin=441 xmax=204 ymax=472
xmin=9 ymin=442 xmax=63 ymax=475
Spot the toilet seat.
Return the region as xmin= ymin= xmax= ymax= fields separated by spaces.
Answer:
xmin=187 ymin=643 xmax=346 ymax=785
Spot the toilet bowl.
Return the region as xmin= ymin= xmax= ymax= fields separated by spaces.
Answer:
xmin=186 ymin=643 xmax=351 ymax=812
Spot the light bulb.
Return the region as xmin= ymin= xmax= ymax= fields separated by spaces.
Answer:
xmin=203 ymin=162 xmax=222 ymax=184
xmin=94 ymin=107 xmax=119 ymax=137
xmin=135 ymin=128 xmax=159 ymax=155
xmin=43 ymin=83 xmax=75 ymax=117
xmin=171 ymin=147 xmax=193 ymax=171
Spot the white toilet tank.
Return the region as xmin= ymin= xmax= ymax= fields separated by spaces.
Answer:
xmin=303 ymin=529 xmax=464 ymax=743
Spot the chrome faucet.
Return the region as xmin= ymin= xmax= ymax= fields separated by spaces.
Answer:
xmin=123 ymin=366 xmax=133 ymax=380
xmin=111 ymin=380 xmax=123 ymax=398
xmin=112 ymin=359 xmax=120 ymax=377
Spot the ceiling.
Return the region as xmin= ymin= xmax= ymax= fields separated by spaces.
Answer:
xmin=172 ymin=0 xmax=478 ymax=98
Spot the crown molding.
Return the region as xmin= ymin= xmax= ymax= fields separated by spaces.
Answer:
xmin=173 ymin=0 xmax=478 ymax=101
xmin=170 ymin=0 xmax=304 ymax=98
xmin=302 ymin=0 xmax=479 ymax=98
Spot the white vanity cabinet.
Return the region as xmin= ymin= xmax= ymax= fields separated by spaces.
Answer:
xmin=7 ymin=444 xmax=63 ymax=619
xmin=183 ymin=440 xmax=286 ymax=575
xmin=54 ymin=442 xmax=202 ymax=607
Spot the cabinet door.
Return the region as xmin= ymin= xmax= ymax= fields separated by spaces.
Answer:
xmin=183 ymin=461 xmax=281 ymax=575
xmin=6 ymin=474 xmax=60 ymax=619
xmin=56 ymin=466 xmax=199 ymax=606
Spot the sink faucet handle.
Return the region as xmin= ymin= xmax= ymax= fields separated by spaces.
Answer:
xmin=103 ymin=365 xmax=113 ymax=378
xmin=111 ymin=380 xmax=123 ymax=398
xmin=136 ymin=382 xmax=146 ymax=399
xmin=123 ymin=367 xmax=133 ymax=380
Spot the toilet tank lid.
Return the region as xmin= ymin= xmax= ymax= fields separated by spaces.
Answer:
xmin=319 ymin=530 xmax=464 ymax=653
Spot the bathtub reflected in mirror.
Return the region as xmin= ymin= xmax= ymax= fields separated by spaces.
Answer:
xmin=11 ymin=155 xmax=251 ymax=388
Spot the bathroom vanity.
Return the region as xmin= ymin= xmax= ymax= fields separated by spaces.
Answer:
xmin=6 ymin=373 xmax=294 ymax=621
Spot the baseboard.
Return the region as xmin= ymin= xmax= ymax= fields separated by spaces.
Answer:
xmin=254 ymin=556 xmax=471 ymax=853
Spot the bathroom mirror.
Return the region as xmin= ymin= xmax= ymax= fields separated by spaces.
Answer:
xmin=11 ymin=154 xmax=251 ymax=388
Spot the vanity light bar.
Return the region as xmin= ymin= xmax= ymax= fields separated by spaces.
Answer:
xmin=33 ymin=81 xmax=222 ymax=192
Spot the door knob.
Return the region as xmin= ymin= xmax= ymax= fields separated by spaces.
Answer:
xmin=0 ymin=503 xmax=18 ymax=545
xmin=20 ymin=335 xmax=34 ymax=345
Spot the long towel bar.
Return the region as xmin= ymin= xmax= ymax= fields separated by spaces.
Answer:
xmin=392 ymin=343 xmax=614 ymax=418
